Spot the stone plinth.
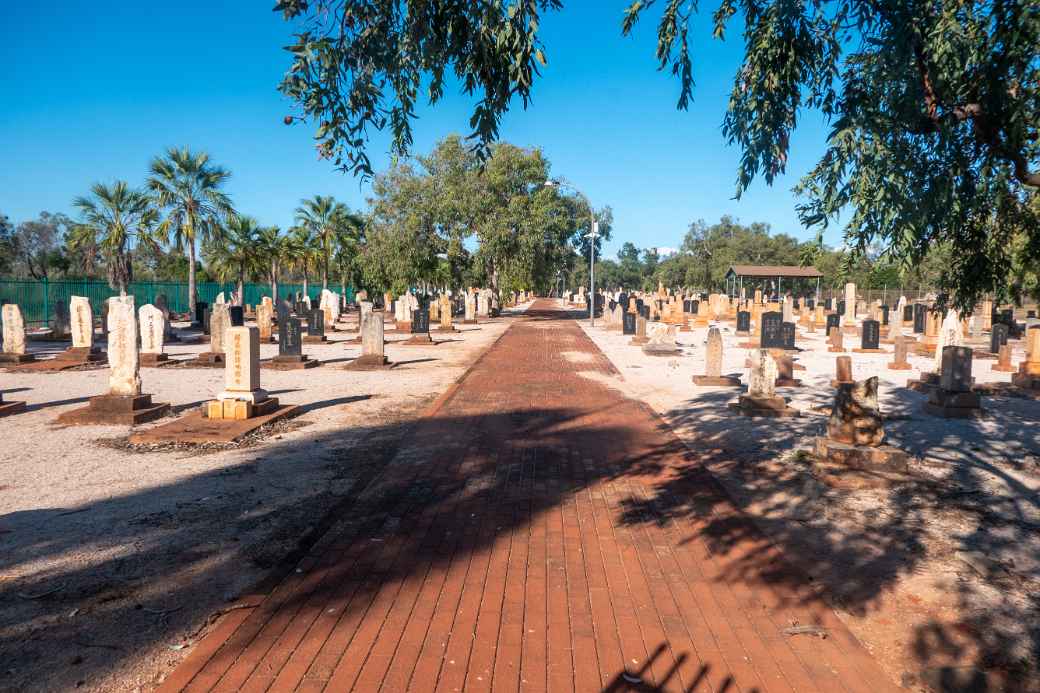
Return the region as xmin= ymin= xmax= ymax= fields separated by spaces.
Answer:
xmin=56 ymin=393 xmax=170 ymax=425
xmin=344 ymin=354 xmax=394 ymax=370
xmin=302 ymin=334 xmax=328 ymax=344
xmin=53 ymin=346 xmax=106 ymax=363
xmin=206 ymin=397 xmax=279 ymax=421
xmin=814 ymin=437 xmax=909 ymax=472
xmin=192 ymin=351 xmax=225 ymax=367
xmin=924 ymin=388 xmax=983 ymax=418
xmin=692 ymin=375 xmax=740 ymax=387
xmin=139 ymin=352 xmax=172 ymax=367
xmin=262 ymin=354 xmax=320 ymax=370
xmin=728 ymin=395 xmax=801 ymax=418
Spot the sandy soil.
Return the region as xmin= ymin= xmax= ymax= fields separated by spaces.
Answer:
xmin=576 ymin=305 xmax=1040 ymax=692
xmin=0 ymin=304 xmax=529 ymax=693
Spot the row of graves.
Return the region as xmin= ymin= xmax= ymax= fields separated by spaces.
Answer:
xmin=574 ymin=282 xmax=1040 ymax=486
xmin=0 ymin=287 xmax=534 ymax=435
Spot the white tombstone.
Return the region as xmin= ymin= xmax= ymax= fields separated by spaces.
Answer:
xmin=70 ymin=296 xmax=94 ymax=349
xmin=210 ymin=303 xmax=231 ymax=353
xmin=748 ymin=350 xmax=778 ymax=399
xmin=218 ymin=326 xmax=266 ymax=403
xmin=465 ymin=293 xmax=476 ymax=321
xmin=2 ymin=304 xmax=27 ymax=355
xmin=139 ymin=304 xmax=166 ymax=354
xmin=215 ymin=292 xmax=226 ymax=305
xmin=843 ymin=282 xmax=857 ymax=323
xmin=935 ymin=309 xmax=964 ymax=372
xmin=106 ymin=296 xmax=141 ymax=397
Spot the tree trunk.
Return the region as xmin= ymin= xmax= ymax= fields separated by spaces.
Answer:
xmin=270 ymin=260 xmax=278 ymax=301
xmin=237 ymin=270 xmax=244 ymax=306
xmin=188 ymin=240 xmax=197 ymax=319
xmin=322 ymin=252 xmax=329 ymax=290
xmin=302 ymin=267 xmax=309 ymax=299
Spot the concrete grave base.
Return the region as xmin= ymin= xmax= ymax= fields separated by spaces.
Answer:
xmin=641 ymin=345 xmax=681 ymax=357
xmin=991 ymin=362 xmax=1018 ymax=373
xmin=302 ymin=335 xmax=328 ymax=344
xmin=343 ymin=354 xmax=395 ymax=371
xmin=887 ymin=362 xmax=913 ymax=371
xmin=827 ymin=347 xmax=847 ymax=353
xmin=971 ymin=351 xmax=998 ymax=360
xmin=400 ymin=334 xmax=435 ymax=345
xmin=139 ymin=352 xmax=172 ymax=367
xmin=734 ymin=330 xmax=750 ymax=338
xmin=128 ymin=404 xmax=300 ymax=445
xmin=54 ymin=347 xmax=106 ymax=364
xmin=692 ymin=375 xmax=741 ymax=387
xmin=852 ymin=348 xmax=886 ymax=354
xmin=775 ymin=378 xmax=802 ymax=388
xmin=262 ymin=355 xmax=320 ymax=370
xmin=189 ymin=352 xmax=225 ymax=367
xmin=0 ymin=399 xmax=27 ymax=417
xmin=6 ymin=358 xmax=84 ymax=373
xmin=56 ymin=393 xmax=170 ymax=426
xmin=728 ymin=395 xmax=800 ymax=418
xmin=923 ymin=388 xmax=983 ymax=418
xmin=436 ymin=325 xmax=458 ymax=332
xmin=0 ymin=352 xmax=36 ymax=363
xmin=206 ymin=397 xmax=280 ymax=420
xmin=814 ymin=437 xmax=909 ymax=473
xmin=629 ymin=337 xmax=649 ymax=346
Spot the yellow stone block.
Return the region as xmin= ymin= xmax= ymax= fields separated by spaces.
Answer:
xmin=206 ymin=401 xmax=224 ymax=419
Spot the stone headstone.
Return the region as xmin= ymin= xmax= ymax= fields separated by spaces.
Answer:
xmin=913 ymin=304 xmax=926 ymax=333
xmin=940 ymin=346 xmax=973 ymax=392
xmin=412 ymin=296 xmax=430 ymax=333
xmin=705 ymin=327 xmax=723 ymax=378
xmin=844 ymin=283 xmax=856 ymax=320
xmin=902 ymin=305 xmax=914 ymax=323
xmin=210 ymin=303 xmax=230 ymax=353
xmin=881 ymin=306 xmax=889 ymax=326
xmin=219 ymin=326 xmax=265 ymax=403
xmin=748 ymin=350 xmax=777 ymax=399
xmin=736 ymin=311 xmax=751 ymax=333
xmin=229 ymin=305 xmax=245 ymax=326
xmin=760 ymin=311 xmax=783 ymax=348
xmin=308 ymin=308 xmax=325 ymax=337
xmin=195 ymin=301 xmax=209 ymax=327
xmin=861 ymin=320 xmax=880 ymax=350
xmin=361 ymin=312 xmax=386 ymax=361
xmin=989 ymin=323 xmax=1009 ymax=355
xmin=53 ymin=300 xmax=71 ymax=337
xmin=622 ymin=311 xmax=636 ymax=335
xmin=827 ymin=377 xmax=884 ymax=446
xmin=837 ymin=299 xmax=846 ymax=317
xmin=826 ymin=313 xmax=840 ymax=335
xmin=2 ymin=304 xmax=27 ymax=355
xmin=279 ymin=317 xmax=303 ymax=356
xmin=781 ymin=322 xmax=796 ymax=349
xmin=106 ymin=296 xmax=141 ymax=396
xmin=836 ymin=355 xmax=853 ymax=383
xmin=70 ymin=296 xmax=94 ymax=349
xmin=139 ymin=304 xmax=165 ymax=354
xmin=257 ymin=298 xmax=274 ymax=342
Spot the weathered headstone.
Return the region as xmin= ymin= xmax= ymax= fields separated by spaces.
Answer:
xmin=736 ymin=310 xmax=751 ymax=335
xmin=207 ymin=326 xmax=281 ymax=418
xmin=888 ymin=335 xmax=912 ymax=370
xmin=925 ymin=346 xmax=982 ymax=417
xmin=826 ymin=313 xmax=840 ymax=336
xmin=53 ymin=295 xmax=103 ymax=363
xmin=642 ymin=323 xmax=680 ymax=356
xmin=731 ymin=350 xmax=799 ymax=417
xmin=53 ymin=300 xmax=71 ymax=338
xmin=257 ymin=298 xmax=274 ymax=342
xmin=0 ymin=304 xmax=32 ymax=362
xmin=139 ymin=304 xmax=168 ymax=365
xmin=107 ymin=296 xmax=141 ymax=397
xmin=694 ymin=327 xmax=740 ymax=386
xmin=990 ymin=323 xmax=1009 ymax=356
xmin=780 ymin=322 xmax=796 ymax=349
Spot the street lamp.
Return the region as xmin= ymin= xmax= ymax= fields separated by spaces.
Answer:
xmin=544 ymin=179 xmax=597 ymax=324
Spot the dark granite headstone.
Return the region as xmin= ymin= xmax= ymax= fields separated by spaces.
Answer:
xmin=781 ymin=322 xmax=796 ymax=349
xmin=736 ymin=311 xmax=751 ymax=332
xmin=636 ymin=299 xmax=644 ymax=314
xmin=194 ymin=301 xmax=209 ymax=326
xmin=913 ymin=304 xmax=927 ymax=333
xmin=861 ymin=319 xmax=880 ymax=350
xmin=837 ymin=299 xmax=846 ymax=316
xmin=202 ymin=308 xmax=211 ymax=335
xmin=691 ymin=300 xmax=700 ymax=315
xmin=826 ymin=313 xmax=840 ymax=335
xmin=683 ymin=299 xmax=692 ymax=313
xmin=622 ymin=311 xmax=636 ymax=335
xmin=1029 ymin=310 xmax=1037 ymax=319
xmin=881 ymin=306 xmax=889 ymax=325
xmin=279 ymin=318 xmax=302 ymax=356
xmin=308 ymin=309 xmax=325 ymax=337
xmin=807 ymin=298 xmax=815 ymax=310
xmin=825 ymin=298 xmax=833 ymax=310
xmin=229 ymin=306 xmax=244 ymax=326
xmin=940 ymin=346 xmax=973 ymax=392
xmin=412 ymin=296 xmax=430 ymax=333
xmin=760 ymin=311 xmax=783 ymax=348
xmin=618 ymin=293 xmax=628 ymax=311
xmin=990 ymin=323 xmax=1009 ymax=354
xmin=638 ymin=304 xmax=650 ymax=319
xmin=608 ymin=300 xmax=616 ymax=312
xmin=999 ymin=308 xmax=1014 ymax=327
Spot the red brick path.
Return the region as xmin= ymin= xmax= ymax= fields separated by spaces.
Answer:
xmin=159 ymin=301 xmax=896 ymax=692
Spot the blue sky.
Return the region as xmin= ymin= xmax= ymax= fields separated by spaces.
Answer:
xmin=1 ymin=1 xmax=840 ymax=258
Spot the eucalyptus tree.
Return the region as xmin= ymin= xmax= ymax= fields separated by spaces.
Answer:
xmin=294 ymin=195 xmax=354 ymax=290
xmin=68 ymin=181 xmax=159 ymax=294
xmin=275 ymin=0 xmax=1040 ymax=307
xmin=207 ymin=214 xmax=262 ymax=303
xmin=148 ymin=147 xmax=234 ymax=313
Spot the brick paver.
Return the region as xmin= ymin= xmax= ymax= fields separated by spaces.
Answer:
xmin=159 ymin=301 xmax=897 ymax=692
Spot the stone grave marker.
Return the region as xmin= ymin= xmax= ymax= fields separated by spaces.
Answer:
xmin=814 ymin=376 xmax=909 ymax=477
xmin=139 ymin=303 xmax=169 ymax=365
xmin=305 ymin=308 xmax=327 ymax=343
xmin=0 ymin=304 xmax=32 ymax=362
xmin=858 ymin=319 xmax=881 ymax=351
xmin=736 ymin=310 xmax=751 ymax=335
xmin=913 ymin=304 xmax=926 ymax=333
xmin=230 ymin=305 xmax=244 ymax=326
xmin=826 ymin=313 xmax=840 ymax=336
xmin=53 ymin=300 xmax=71 ymax=338
xmin=925 ymin=346 xmax=982 ymax=418
xmin=888 ymin=335 xmax=912 ymax=370
xmin=195 ymin=301 xmax=209 ymax=326
xmin=759 ymin=311 xmax=783 ymax=348
xmin=693 ymin=327 xmax=740 ymax=386
xmin=781 ymin=322 xmax=796 ymax=349
xmin=622 ymin=311 xmax=636 ymax=335
xmin=990 ymin=323 xmax=1009 ymax=356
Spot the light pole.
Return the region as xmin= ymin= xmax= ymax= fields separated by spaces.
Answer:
xmin=544 ymin=178 xmax=597 ymax=323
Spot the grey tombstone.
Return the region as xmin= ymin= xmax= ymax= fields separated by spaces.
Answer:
xmin=279 ymin=317 xmax=303 ymax=357
xmin=781 ymin=322 xmax=796 ymax=349
xmin=411 ymin=296 xmax=430 ymax=334
xmin=990 ymin=323 xmax=1009 ymax=355
xmin=622 ymin=311 xmax=636 ymax=335
xmin=53 ymin=300 xmax=71 ymax=338
xmin=940 ymin=346 xmax=973 ymax=392
xmin=760 ymin=311 xmax=783 ymax=348
xmin=913 ymin=304 xmax=927 ymax=333
xmin=861 ymin=320 xmax=881 ymax=350
xmin=903 ymin=305 xmax=914 ymax=323
xmin=308 ymin=309 xmax=325 ymax=337
xmin=736 ymin=311 xmax=751 ymax=333
xmin=826 ymin=313 xmax=840 ymax=335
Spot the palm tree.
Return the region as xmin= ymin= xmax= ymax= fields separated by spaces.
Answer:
xmin=69 ymin=181 xmax=159 ymax=294
xmin=286 ymin=225 xmax=320 ymax=298
xmin=207 ymin=215 xmax=261 ymax=303
xmin=256 ymin=225 xmax=286 ymax=301
xmin=148 ymin=147 xmax=233 ymax=315
xmin=332 ymin=211 xmax=366 ymax=296
xmin=294 ymin=195 xmax=352 ymax=290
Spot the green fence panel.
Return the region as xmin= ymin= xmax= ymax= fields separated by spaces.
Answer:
xmin=0 ymin=279 xmax=356 ymax=326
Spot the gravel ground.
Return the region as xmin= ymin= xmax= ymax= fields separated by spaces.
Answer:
xmin=576 ymin=307 xmax=1040 ymax=692
xmin=0 ymin=305 xmax=527 ymax=693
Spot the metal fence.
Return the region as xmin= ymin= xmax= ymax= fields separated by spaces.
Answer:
xmin=0 ymin=279 xmax=356 ymax=326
